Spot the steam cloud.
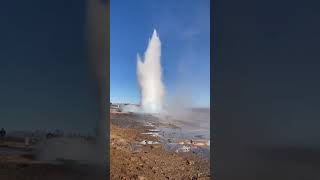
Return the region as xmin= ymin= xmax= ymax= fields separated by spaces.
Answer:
xmin=137 ymin=30 xmax=165 ymax=113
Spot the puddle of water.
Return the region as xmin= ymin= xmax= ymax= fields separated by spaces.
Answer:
xmin=164 ymin=143 xmax=210 ymax=159
xmin=139 ymin=140 xmax=160 ymax=145
xmin=176 ymin=145 xmax=191 ymax=153
xmin=148 ymin=129 xmax=160 ymax=132
xmin=141 ymin=132 xmax=159 ymax=137
xmin=144 ymin=122 xmax=155 ymax=127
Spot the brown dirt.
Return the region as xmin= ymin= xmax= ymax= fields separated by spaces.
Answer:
xmin=110 ymin=113 xmax=210 ymax=180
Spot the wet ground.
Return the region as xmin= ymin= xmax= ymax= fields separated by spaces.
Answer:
xmin=110 ymin=112 xmax=211 ymax=180
xmin=111 ymin=112 xmax=210 ymax=158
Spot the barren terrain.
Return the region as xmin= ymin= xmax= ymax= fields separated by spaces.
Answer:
xmin=110 ymin=113 xmax=210 ymax=180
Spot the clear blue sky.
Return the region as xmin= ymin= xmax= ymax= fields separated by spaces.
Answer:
xmin=110 ymin=0 xmax=210 ymax=108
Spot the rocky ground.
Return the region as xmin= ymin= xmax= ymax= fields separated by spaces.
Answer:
xmin=110 ymin=112 xmax=211 ymax=180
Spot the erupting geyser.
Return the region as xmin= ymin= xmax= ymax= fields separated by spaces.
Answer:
xmin=137 ymin=29 xmax=165 ymax=113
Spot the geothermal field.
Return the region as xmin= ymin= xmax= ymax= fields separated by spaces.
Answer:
xmin=110 ymin=30 xmax=210 ymax=179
